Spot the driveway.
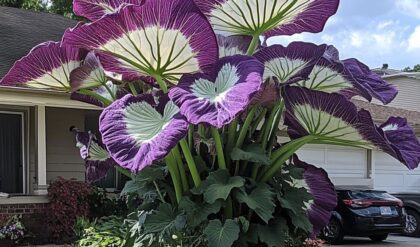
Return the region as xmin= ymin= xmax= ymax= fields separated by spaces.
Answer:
xmin=332 ymin=235 xmax=420 ymax=247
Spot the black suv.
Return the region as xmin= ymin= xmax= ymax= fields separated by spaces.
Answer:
xmin=322 ymin=188 xmax=406 ymax=244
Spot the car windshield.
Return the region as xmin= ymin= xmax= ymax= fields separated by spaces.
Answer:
xmin=349 ymin=191 xmax=395 ymax=200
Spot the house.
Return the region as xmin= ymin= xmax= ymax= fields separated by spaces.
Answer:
xmin=296 ymin=64 xmax=420 ymax=193
xmin=0 ymin=7 xmax=106 ymax=228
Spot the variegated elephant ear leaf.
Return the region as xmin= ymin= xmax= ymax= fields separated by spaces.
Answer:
xmin=99 ymin=94 xmax=188 ymax=172
xmin=63 ymin=0 xmax=218 ymax=87
xmin=73 ymin=0 xmax=145 ymax=21
xmin=283 ymin=86 xmax=420 ymax=170
xmin=196 ymin=0 xmax=339 ymax=37
xmin=0 ymin=42 xmax=87 ymax=91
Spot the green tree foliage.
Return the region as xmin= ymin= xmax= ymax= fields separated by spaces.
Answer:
xmin=403 ymin=64 xmax=420 ymax=72
xmin=0 ymin=0 xmax=75 ymax=18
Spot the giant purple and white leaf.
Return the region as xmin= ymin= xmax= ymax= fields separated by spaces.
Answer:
xmin=254 ymin=42 xmax=328 ymax=83
xmin=99 ymin=94 xmax=188 ymax=172
xmin=63 ymin=0 xmax=218 ymax=84
xmin=195 ymin=0 xmax=339 ymax=37
xmin=365 ymin=115 xmax=420 ymax=170
xmin=0 ymin=42 xmax=86 ymax=90
xmin=71 ymin=128 xmax=115 ymax=182
xmin=291 ymin=156 xmax=337 ymax=238
xmin=73 ymin=0 xmax=145 ymax=21
xmin=297 ymin=47 xmax=398 ymax=104
xmin=283 ymin=86 xmax=371 ymax=147
xmin=169 ymin=55 xmax=264 ymax=128
xmin=217 ymin=35 xmax=253 ymax=58
xmin=70 ymin=52 xmax=107 ymax=92
xmin=283 ymin=86 xmax=420 ymax=169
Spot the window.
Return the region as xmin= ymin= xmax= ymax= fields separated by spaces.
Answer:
xmin=0 ymin=112 xmax=25 ymax=194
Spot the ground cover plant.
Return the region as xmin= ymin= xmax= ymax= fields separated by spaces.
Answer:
xmin=2 ymin=0 xmax=420 ymax=246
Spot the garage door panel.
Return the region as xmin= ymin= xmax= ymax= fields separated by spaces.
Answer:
xmin=297 ymin=144 xmax=367 ymax=179
xmin=374 ymin=151 xmax=420 ymax=192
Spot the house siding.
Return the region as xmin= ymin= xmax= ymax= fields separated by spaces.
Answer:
xmin=372 ymin=76 xmax=420 ymax=112
xmin=45 ymin=107 xmax=87 ymax=183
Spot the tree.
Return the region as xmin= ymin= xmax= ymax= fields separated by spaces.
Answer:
xmin=403 ymin=64 xmax=420 ymax=72
xmin=0 ymin=0 xmax=75 ymax=18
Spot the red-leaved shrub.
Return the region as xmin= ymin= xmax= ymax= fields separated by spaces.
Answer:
xmin=47 ymin=177 xmax=91 ymax=243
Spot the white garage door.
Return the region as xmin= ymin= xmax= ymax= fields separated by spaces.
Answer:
xmin=374 ymin=151 xmax=420 ymax=193
xmin=296 ymin=144 xmax=369 ymax=186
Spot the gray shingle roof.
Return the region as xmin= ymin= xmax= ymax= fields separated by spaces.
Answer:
xmin=0 ymin=7 xmax=77 ymax=78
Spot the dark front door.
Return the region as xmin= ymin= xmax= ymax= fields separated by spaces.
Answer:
xmin=0 ymin=112 xmax=23 ymax=194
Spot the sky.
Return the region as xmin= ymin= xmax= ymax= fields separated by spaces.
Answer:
xmin=268 ymin=0 xmax=420 ymax=70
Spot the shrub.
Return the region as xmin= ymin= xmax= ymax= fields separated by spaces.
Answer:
xmin=47 ymin=177 xmax=91 ymax=243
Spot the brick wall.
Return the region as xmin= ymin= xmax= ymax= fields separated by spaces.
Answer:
xmin=0 ymin=203 xmax=47 ymax=216
xmin=0 ymin=203 xmax=49 ymax=244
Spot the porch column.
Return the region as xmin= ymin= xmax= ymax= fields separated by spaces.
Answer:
xmin=34 ymin=105 xmax=48 ymax=195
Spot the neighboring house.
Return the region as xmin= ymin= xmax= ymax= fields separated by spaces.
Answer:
xmin=296 ymin=64 xmax=420 ymax=193
xmin=0 ymin=8 xmax=109 ymax=221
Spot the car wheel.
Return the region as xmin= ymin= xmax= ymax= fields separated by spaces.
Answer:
xmin=404 ymin=209 xmax=420 ymax=236
xmin=321 ymin=218 xmax=344 ymax=245
xmin=369 ymin=234 xmax=388 ymax=242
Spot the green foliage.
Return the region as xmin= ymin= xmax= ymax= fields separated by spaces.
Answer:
xmin=231 ymin=144 xmax=271 ymax=165
xmin=143 ymin=203 xmax=186 ymax=234
xmin=403 ymin=64 xmax=420 ymax=72
xmin=178 ymin=197 xmax=222 ymax=227
xmin=202 ymin=170 xmax=245 ymax=203
xmin=235 ymin=183 xmax=275 ymax=223
xmin=0 ymin=0 xmax=76 ymax=18
xmin=256 ymin=218 xmax=289 ymax=247
xmin=204 ymin=219 xmax=240 ymax=247
xmin=76 ymin=216 xmax=125 ymax=247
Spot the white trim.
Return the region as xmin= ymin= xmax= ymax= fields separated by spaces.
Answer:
xmin=0 ymin=86 xmax=100 ymax=110
xmin=0 ymin=111 xmax=26 ymax=194
xmin=0 ymin=195 xmax=48 ymax=205
xmin=34 ymin=105 xmax=48 ymax=195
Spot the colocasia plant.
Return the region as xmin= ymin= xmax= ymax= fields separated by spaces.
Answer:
xmin=2 ymin=0 xmax=420 ymax=246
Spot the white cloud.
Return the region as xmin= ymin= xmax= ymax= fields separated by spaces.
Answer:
xmin=408 ymin=25 xmax=420 ymax=50
xmin=350 ymin=32 xmax=363 ymax=47
xmin=396 ymin=0 xmax=420 ymax=19
xmin=266 ymin=18 xmax=413 ymax=68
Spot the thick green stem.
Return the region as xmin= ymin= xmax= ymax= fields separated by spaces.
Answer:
xmin=260 ymin=136 xmax=315 ymax=182
xmin=226 ymin=119 xmax=238 ymax=167
xmin=236 ymin=107 xmax=256 ymax=148
xmin=266 ymin=101 xmax=284 ymax=153
xmin=251 ymin=164 xmax=260 ymax=180
xmin=211 ymin=128 xmax=227 ymax=170
xmin=188 ymin=125 xmax=194 ymax=150
xmin=247 ymin=34 xmax=260 ymax=55
xmin=179 ymin=139 xmax=202 ymax=187
xmin=114 ymin=166 xmax=131 ymax=178
xmin=101 ymin=81 xmax=117 ymax=100
xmin=79 ymin=89 xmax=112 ymax=106
xmin=154 ymin=74 xmax=168 ymax=93
xmin=225 ymin=196 xmax=233 ymax=219
xmin=165 ymin=153 xmax=182 ymax=203
xmin=128 ymin=83 xmax=138 ymax=96
xmin=261 ymin=102 xmax=282 ymax=149
xmin=250 ymin=108 xmax=267 ymax=135
xmin=172 ymin=147 xmax=189 ymax=192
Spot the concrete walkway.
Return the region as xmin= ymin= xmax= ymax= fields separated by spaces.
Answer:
xmin=335 ymin=235 xmax=420 ymax=247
